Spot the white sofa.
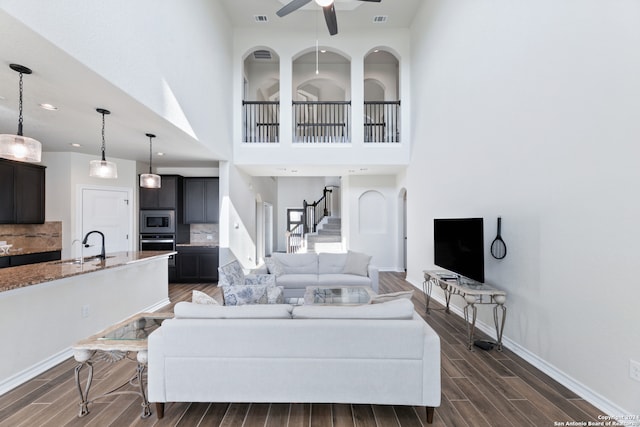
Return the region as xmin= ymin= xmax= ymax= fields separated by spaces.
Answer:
xmin=147 ymin=299 xmax=441 ymax=423
xmin=263 ymin=252 xmax=379 ymax=298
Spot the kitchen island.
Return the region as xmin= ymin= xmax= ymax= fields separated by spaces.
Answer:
xmin=0 ymin=251 xmax=175 ymax=394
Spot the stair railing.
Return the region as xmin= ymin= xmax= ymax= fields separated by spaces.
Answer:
xmin=286 ymin=223 xmax=305 ymax=253
xmin=286 ymin=187 xmax=334 ymax=253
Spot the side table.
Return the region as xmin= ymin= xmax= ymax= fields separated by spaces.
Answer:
xmin=423 ymin=270 xmax=507 ymax=351
xmin=72 ymin=312 xmax=173 ymax=418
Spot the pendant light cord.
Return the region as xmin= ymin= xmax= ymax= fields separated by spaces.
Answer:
xmin=17 ymin=72 xmax=24 ymax=136
xmin=100 ymin=111 xmax=106 ymax=161
xmin=148 ymin=135 xmax=154 ymax=174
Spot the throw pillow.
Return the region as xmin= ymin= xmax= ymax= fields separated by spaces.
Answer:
xmin=222 ymin=284 xmax=269 ymax=305
xmin=192 ymin=290 xmax=220 ymax=305
xmin=267 ymin=285 xmax=285 ymax=304
xmin=265 ymin=257 xmax=285 ymax=277
xmin=342 ymin=250 xmax=371 ymax=277
xmin=218 ymin=260 xmax=245 ymax=287
xmin=370 ymin=290 xmax=414 ymax=304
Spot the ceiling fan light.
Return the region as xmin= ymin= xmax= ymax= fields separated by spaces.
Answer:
xmin=315 ymin=0 xmax=334 ymax=7
xmin=0 ymin=134 xmax=42 ymax=163
xmin=89 ymin=159 xmax=118 ymax=179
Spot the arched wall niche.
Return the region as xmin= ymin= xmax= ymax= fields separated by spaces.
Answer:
xmin=358 ymin=190 xmax=386 ymax=234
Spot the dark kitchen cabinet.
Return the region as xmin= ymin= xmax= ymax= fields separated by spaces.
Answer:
xmin=139 ymin=175 xmax=180 ymax=210
xmin=183 ymin=178 xmax=219 ymax=224
xmin=0 ymin=158 xmax=45 ymax=224
xmin=0 ymin=250 xmax=61 ymax=269
xmin=175 ymin=246 xmax=218 ymax=282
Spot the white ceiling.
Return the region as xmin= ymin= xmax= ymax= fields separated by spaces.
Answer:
xmin=0 ymin=0 xmax=421 ymax=171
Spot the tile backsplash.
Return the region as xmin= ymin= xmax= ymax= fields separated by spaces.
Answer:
xmin=190 ymin=224 xmax=219 ymax=245
xmin=0 ymin=221 xmax=62 ymax=254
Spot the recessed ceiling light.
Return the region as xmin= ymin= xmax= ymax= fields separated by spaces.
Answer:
xmin=157 ymin=152 xmax=165 ymax=156
xmin=373 ymin=49 xmax=380 ymax=53
xmin=70 ymin=143 xmax=81 ymax=148
xmin=39 ymin=103 xmax=58 ymax=111
xmin=320 ymin=49 xmax=327 ymax=53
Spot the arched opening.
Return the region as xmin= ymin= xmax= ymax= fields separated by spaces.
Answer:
xmin=292 ymin=49 xmax=351 ymax=143
xmin=243 ymin=47 xmax=280 ymax=143
xmin=364 ymin=48 xmax=400 ymax=143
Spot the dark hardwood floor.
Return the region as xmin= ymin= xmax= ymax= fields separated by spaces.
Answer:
xmin=0 ymin=272 xmax=603 ymax=426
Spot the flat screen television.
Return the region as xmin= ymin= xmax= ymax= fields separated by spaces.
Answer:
xmin=434 ymin=217 xmax=485 ymax=283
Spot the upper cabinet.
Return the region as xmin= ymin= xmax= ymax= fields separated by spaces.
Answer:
xmin=0 ymin=158 xmax=45 ymax=224
xmin=184 ymin=178 xmax=219 ymax=224
xmin=139 ymin=175 xmax=181 ymax=210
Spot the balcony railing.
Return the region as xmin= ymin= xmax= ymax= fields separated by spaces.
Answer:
xmin=364 ymin=101 xmax=400 ymax=143
xmin=243 ymin=101 xmax=279 ymax=143
xmin=293 ymin=101 xmax=351 ymax=143
xmin=242 ymin=100 xmax=400 ymax=143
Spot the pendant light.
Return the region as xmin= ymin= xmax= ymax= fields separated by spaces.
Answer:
xmin=89 ymin=108 xmax=118 ymax=179
xmin=140 ymin=133 xmax=161 ymax=188
xmin=0 ymin=64 xmax=42 ymax=163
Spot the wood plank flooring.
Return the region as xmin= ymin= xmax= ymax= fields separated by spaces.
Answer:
xmin=0 ymin=273 xmax=603 ymax=426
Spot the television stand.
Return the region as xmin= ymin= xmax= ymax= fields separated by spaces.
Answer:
xmin=423 ymin=270 xmax=507 ymax=351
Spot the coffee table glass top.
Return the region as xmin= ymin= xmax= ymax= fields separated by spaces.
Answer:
xmin=99 ymin=316 xmax=166 ymax=341
xmin=305 ymin=287 xmax=374 ymax=305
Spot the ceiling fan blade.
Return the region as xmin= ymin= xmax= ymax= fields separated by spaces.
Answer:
xmin=358 ymin=0 xmax=382 ymax=2
xmin=323 ymin=4 xmax=338 ymax=36
xmin=276 ymin=0 xmax=312 ymax=17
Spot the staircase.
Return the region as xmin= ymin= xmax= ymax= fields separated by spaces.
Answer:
xmin=306 ymin=217 xmax=343 ymax=253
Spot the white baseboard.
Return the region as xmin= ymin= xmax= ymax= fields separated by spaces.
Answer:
xmin=0 ymin=298 xmax=171 ymax=396
xmin=406 ymin=279 xmax=629 ymax=417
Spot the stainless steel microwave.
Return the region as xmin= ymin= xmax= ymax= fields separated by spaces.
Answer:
xmin=139 ymin=210 xmax=175 ymax=234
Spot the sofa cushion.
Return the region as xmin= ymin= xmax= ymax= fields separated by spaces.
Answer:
xmin=222 ymin=284 xmax=269 ymax=305
xmin=272 ymin=253 xmax=318 ymax=274
xmin=218 ymin=260 xmax=245 ymax=287
xmin=276 ymin=274 xmax=320 ymax=289
xmin=174 ymin=301 xmax=293 ymax=319
xmin=265 ymin=257 xmax=285 ymax=276
xmin=292 ymin=298 xmax=414 ymax=320
xmin=318 ymin=253 xmax=348 ymax=274
xmin=192 ymin=290 xmax=220 ymax=305
xmin=342 ymin=251 xmax=372 ymax=277
xmin=267 ymin=286 xmax=285 ymax=304
xmin=317 ymin=274 xmax=372 ymax=287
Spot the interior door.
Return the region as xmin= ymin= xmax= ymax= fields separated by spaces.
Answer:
xmin=80 ymin=187 xmax=132 ymax=258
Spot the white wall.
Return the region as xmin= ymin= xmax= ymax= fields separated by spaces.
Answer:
xmin=0 ymin=0 xmax=234 ymax=159
xmin=343 ymin=175 xmax=400 ymax=271
xmin=407 ymin=0 xmax=640 ymax=415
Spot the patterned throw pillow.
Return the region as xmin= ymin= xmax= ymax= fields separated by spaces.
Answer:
xmin=218 ymin=260 xmax=245 ymax=287
xmin=265 ymin=257 xmax=285 ymax=276
xmin=192 ymin=290 xmax=220 ymax=305
xmin=266 ymin=286 xmax=285 ymax=304
xmin=222 ymin=285 xmax=269 ymax=305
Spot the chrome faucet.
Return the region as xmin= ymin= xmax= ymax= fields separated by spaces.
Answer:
xmin=82 ymin=230 xmax=106 ymax=260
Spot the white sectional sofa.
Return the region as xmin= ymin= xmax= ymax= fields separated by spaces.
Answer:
xmin=147 ymin=299 xmax=441 ymax=423
xmin=263 ymin=252 xmax=379 ymax=298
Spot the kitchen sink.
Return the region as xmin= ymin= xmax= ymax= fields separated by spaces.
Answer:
xmin=52 ymin=255 xmax=115 ymax=265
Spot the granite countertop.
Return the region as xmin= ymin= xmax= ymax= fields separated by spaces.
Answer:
xmin=0 ymin=251 xmax=177 ymax=294
xmin=176 ymin=243 xmax=219 ymax=248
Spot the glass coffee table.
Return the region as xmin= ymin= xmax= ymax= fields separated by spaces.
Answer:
xmin=304 ymin=286 xmax=376 ymax=305
xmin=72 ymin=312 xmax=173 ymax=419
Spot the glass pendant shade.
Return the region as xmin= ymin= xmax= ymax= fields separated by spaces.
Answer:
xmin=140 ymin=133 xmax=161 ymax=188
xmin=0 ymin=134 xmax=42 ymax=163
xmin=89 ymin=108 xmax=117 ymax=179
xmin=0 ymin=64 xmax=42 ymax=163
xmin=89 ymin=159 xmax=118 ymax=178
xmin=140 ymin=173 xmax=161 ymax=188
